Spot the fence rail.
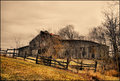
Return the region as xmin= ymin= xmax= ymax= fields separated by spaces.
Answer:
xmin=71 ymin=59 xmax=97 ymax=72
xmin=37 ymin=56 xmax=68 ymax=69
xmin=0 ymin=48 xmax=18 ymax=58
xmin=26 ymin=57 xmax=36 ymax=61
xmin=51 ymin=59 xmax=67 ymax=68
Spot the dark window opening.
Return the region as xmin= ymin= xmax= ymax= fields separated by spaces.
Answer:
xmin=92 ymin=53 xmax=95 ymax=58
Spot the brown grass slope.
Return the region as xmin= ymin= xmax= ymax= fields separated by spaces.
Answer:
xmin=1 ymin=56 xmax=91 ymax=80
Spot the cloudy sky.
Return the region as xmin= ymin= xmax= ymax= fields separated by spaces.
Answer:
xmin=1 ymin=1 xmax=117 ymax=49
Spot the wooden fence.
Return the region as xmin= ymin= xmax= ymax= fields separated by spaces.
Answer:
xmin=1 ymin=49 xmax=98 ymax=72
xmin=71 ymin=60 xmax=97 ymax=72
xmin=35 ymin=56 xmax=97 ymax=72
xmin=36 ymin=56 xmax=69 ymax=69
xmin=0 ymin=48 xmax=18 ymax=58
xmin=25 ymin=55 xmax=98 ymax=72
xmin=0 ymin=50 xmax=7 ymax=54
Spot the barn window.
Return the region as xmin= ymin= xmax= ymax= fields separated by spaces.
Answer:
xmin=38 ymin=49 xmax=41 ymax=54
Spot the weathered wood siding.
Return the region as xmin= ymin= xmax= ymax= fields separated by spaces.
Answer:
xmin=28 ymin=31 xmax=109 ymax=59
xmin=18 ymin=46 xmax=30 ymax=57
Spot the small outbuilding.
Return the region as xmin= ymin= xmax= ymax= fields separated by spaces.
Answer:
xmin=18 ymin=45 xmax=30 ymax=57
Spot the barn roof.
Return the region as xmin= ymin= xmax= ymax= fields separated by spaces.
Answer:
xmin=29 ymin=30 xmax=108 ymax=47
xmin=61 ymin=39 xmax=108 ymax=47
xmin=29 ymin=30 xmax=61 ymax=43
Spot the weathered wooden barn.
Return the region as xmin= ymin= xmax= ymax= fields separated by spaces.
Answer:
xmin=18 ymin=31 xmax=109 ymax=59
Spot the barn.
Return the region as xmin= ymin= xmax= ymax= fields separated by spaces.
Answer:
xmin=18 ymin=31 xmax=109 ymax=59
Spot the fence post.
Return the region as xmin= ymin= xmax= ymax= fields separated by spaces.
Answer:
xmin=13 ymin=48 xmax=15 ymax=58
xmin=36 ymin=54 xmax=38 ymax=64
xmin=4 ymin=50 xmax=7 ymax=57
xmin=24 ymin=53 xmax=26 ymax=61
xmin=66 ymin=58 xmax=70 ymax=69
xmin=49 ymin=56 xmax=52 ymax=66
xmin=76 ymin=59 xmax=79 ymax=73
xmin=80 ymin=60 xmax=83 ymax=70
xmin=94 ymin=61 xmax=97 ymax=72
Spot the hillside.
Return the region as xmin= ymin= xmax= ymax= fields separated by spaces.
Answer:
xmin=1 ymin=56 xmax=91 ymax=80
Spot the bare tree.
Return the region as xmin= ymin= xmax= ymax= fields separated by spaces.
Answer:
xmin=13 ymin=36 xmax=23 ymax=49
xmin=88 ymin=1 xmax=119 ymax=72
xmin=89 ymin=26 xmax=106 ymax=44
xmin=94 ymin=2 xmax=120 ymax=71
xmin=102 ymin=9 xmax=119 ymax=71
xmin=58 ymin=25 xmax=86 ymax=68
xmin=58 ymin=25 xmax=83 ymax=40
xmin=102 ymin=7 xmax=119 ymax=54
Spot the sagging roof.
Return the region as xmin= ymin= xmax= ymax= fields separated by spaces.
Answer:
xmin=61 ymin=39 xmax=108 ymax=47
xmin=29 ymin=30 xmax=108 ymax=47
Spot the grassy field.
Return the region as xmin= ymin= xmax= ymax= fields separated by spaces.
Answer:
xmin=1 ymin=56 xmax=119 ymax=80
xmin=1 ymin=56 xmax=91 ymax=80
xmin=26 ymin=57 xmax=119 ymax=80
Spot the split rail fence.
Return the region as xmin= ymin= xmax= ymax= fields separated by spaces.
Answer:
xmin=71 ymin=60 xmax=97 ymax=72
xmin=35 ymin=55 xmax=97 ymax=71
xmin=0 ymin=48 xmax=18 ymax=58
xmin=36 ymin=56 xmax=69 ymax=69
xmin=1 ymin=50 xmax=97 ymax=72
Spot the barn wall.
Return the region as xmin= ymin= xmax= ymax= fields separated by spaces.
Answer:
xmin=28 ymin=31 xmax=109 ymax=59
xmin=18 ymin=46 xmax=30 ymax=57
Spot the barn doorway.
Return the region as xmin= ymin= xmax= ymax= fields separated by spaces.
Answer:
xmin=92 ymin=53 xmax=95 ymax=58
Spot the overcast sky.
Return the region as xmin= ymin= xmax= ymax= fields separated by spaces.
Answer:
xmin=1 ymin=1 xmax=118 ymax=49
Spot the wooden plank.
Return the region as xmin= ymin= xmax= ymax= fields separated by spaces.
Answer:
xmin=52 ymin=59 xmax=66 ymax=65
xmin=51 ymin=59 xmax=67 ymax=64
xmin=51 ymin=59 xmax=66 ymax=67
xmin=53 ymin=61 xmax=66 ymax=67
xmin=26 ymin=57 xmax=36 ymax=61
xmin=87 ymin=69 xmax=95 ymax=70
xmin=39 ymin=56 xmax=67 ymax=68
xmin=52 ymin=62 xmax=66 ymax=66
xmin=71 ymin=60 xmax=82 ymax=64
xmin=71 ymin=60 xmax=95 ymax=67
xmin=0 ymin=50 xmax=6 ymax=51
xmin=80 ymin=65 xmax=95 ymax=67
xmin=6 ymin=52 xmax=17 ymax=54
xmin=82 ymin=64 xmax=95 ymax=66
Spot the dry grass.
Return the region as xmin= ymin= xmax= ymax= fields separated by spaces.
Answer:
xmin=1 ymin=56 xmax=89 ymax=80
xmin=104 ymin=70 xmax=119 ymax=77
xmin=2 ymin=56 xmax=119 ymax=80
xmin=84 ymin=70 xmax=119 ymax=80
